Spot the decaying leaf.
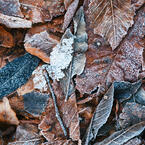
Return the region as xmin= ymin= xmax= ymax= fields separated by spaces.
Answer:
xmin=0 ymin=0 xmax=23 ymax=17
xmin=0 ymin=13 xmax=32 ymax=28
xmin=9 ymin=124 xmax=43 ymax=145
xmin=87 ymin=0 xmax=135 ymax=49
xmin=134 ymin=84 xmax=145 ymax=105
xmin=96 ymin=121 xmax=145 ymax=145
xmin=23 ymin=91 xmax=49 ymax=116
xmin=62 ymin=0 xmax=79 ymax=31
xmin=114 ymin=80 xmax=142 ymax=102
xmin=0 ymin=26 xmax=14 ymax=48
xmin=39 ymin=81 xmax=80 ymax=142
xmin=45 ymin=28 xmax=74 ymax=80
xmin=64 ymin=0 xmax=74 ymax=10
xmin=119 ymin=102 xmax=145 ymax=129
xmin=20 ymin=0 xmax=65 ymax=23
xmin=76 ymin=5 xmax=144 ymax=96
xmin=0 ymin=97 xmax=19 ymax=125
xmin=0 ymin=53 xmax=40 ymax=98
xmin=84 ymin=85 xmax=114 ymax=145
xmin=24 ymin=31 xmax=59 ymax=63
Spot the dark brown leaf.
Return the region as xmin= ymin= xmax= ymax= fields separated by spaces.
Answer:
xmin=0 ymin=26 xmax=14 ymax=48
xmin=76 ymin=5 xmax=144 ymax=96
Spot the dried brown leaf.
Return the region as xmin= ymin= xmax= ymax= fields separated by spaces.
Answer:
xmin=20 ymin=0 xmax=65 ymax=23
xmin=39 ymin=81 xmax=80 ymax=142
xmin=24 ymin=31 xmax=59 ymax=63
xmin=87 ymin=0 xmax=135 ymax=49
xmin=0 ymin=97 xmax=19 ymax=125
xmin=0 ymin=13 xmax=32 ymax=28
xmin=62 ymin=0 xmax=79 ymax=31
xmin=0 ymin=26 xmax=14 ymax=48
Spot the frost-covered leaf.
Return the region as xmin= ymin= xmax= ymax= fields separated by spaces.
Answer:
xmin=0 ymin=0 xmax=23 ymax=17
xmin=0 ymin=13 xmax=32 ymax=28
xmin=76 ymin=6 xmax=144 ymax=96
xmin=0 ymin=53 xmax=40 ymax=98
xmin=9 ymin=124 xmax=43 ymax=145
xmin=114 ymin=80 xmax=142 ymax=102
xmin=62 ymin=0 xmax=79 ymax=31
xmin=23 ymin=91 xmax=49 ymax=116
xmin=84 ymin=85 xmax=114 ymax=145
xmin=64 ymin=0 xmax=74 ymax=10
xmin=0 ymin=97 xmax=19 ymax=125
xmin=20 ymin=0 xmax=65 ymax=23
xmin=32 ymin=65 xmax=49 ymax=92
xmin=96 ymin=121 xmax=145 ymax=145
xmin=134 ymin=84 xmax=145 ymax=105
xmin=124 ymin=137 xmax=142 ymax=145
xmin=45 ymin=28 xmax=74 ymax=80
xmin=118 ymin=102 xmax=145 ymax=129
xmin=24 ymin=31 xmax=59 ymax=63
xmin=87 ymin=0 xmax=135 ymax=49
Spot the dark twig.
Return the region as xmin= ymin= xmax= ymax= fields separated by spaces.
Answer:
xmin=65 ymin=60 xmax=73 ymax=102
xmin=44 ymin=70 xmax=67 ymax=137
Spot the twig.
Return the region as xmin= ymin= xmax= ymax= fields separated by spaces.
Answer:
xmin=65 ymin=60 xmax=73 ymax=102
xmin=44 ymin=70 xmax=68 ymax=137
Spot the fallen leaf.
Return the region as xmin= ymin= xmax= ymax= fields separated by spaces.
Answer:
xmin=45 ymin=28 xmax=74 ymax=80
xmin=134 ymin=84 xmax=145 ymax=105
xmin=17 ymin=78 xmax=34 ymax=96
xmin=87 ymin=0 xmax=135 ymax=49
xmin=0 ymin=53 xmax=40 ymax=98
xmin=131 ymin=0 xmax=145 ymax=10
xmin=24 ymin=31 xmax=59 ymax=63
xmin=8 ymin=124 xmax=43 ymax=145
xmin=0 ymin=46 xmax=25 ymax=68
xmin=0 ymin=97 xmax=19 ymax=125
xmin=76 ymin=5 xmax=144 ymax=96
xmin=0 ymin=26 xmax=14 ymax=48
xmin=0 ymin=0 xmax=23 ymax=17
xmin=23 ymin=91 xmax=49 ymax=116
xmin=62 ymin=0 xmax=79 ymax=31
xmin=19 ymin=0 xmax=65 ymax=23
xmin=64 ymin=0 xmax=74 ymax=10
xmin=0 ymin=13 xmax=32 ymax=28
xmin=114 ymin=80 xmax=142 ymax=102
xmin=124 ymin=137 xmax=142 ymax=145
xmin=39 ymin=81 xmax=80 ymax=142
xmin=96 ymin=121 xmax=145 ymax=145
xmin=84 ymin=85 xmax=114 ymax=145
xmin=119 ymin=102 xmax=145 ymax=129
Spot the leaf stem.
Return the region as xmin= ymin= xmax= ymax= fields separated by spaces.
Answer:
xmin=44 ymin=70 xmax=68 ymax=137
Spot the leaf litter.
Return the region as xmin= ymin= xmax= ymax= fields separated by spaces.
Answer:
xmin=0 ymin=0 xmax=145 ymax=144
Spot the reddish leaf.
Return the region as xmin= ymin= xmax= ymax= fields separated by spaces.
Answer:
xmin=0 ymin=26 xmax=14 ymax=48
xmin=19 ymin=0 xmax=65 ymax=23
xmin=75 ymin=5 xmax=144 ymax=96
xmin=86 ymin=0 xmax=135 ymax=50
